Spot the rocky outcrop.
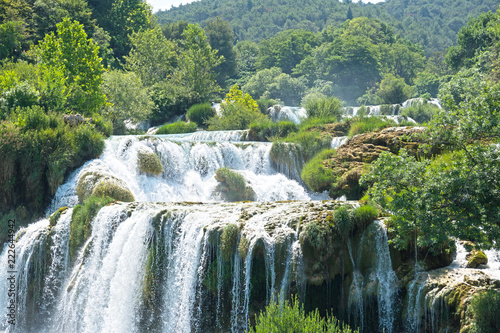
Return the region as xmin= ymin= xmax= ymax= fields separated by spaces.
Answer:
xmin=63 ymin=114 xmax=93 ymax=126
xmin=325 ymin=126 xmax=428 ymax=199
xmin=76 ymin=165 xmax=135 ymax=202
xmin=466 ymin=250 xmax=488 ymax=268
xmin=137 ymin=147 xmax=163 ymax=176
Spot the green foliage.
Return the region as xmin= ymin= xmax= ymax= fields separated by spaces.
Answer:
xmin=301 ymin=149 xmax=336 ymax=192
xmin=125 ymin=28 xmax=177 ymax=87
xmin=35 ymin=18 xmax=106 ymax=114
xmin=0 ymin=109 xmax=107 ymax=215
xmin=204 ymin=17 xmax=237 ymax=86
xmin=467 ymin=290 xmax=500 ymax=333
xmin=333 ymin=206 xmax=351 ymax=240
xmin=400 ymin=102 xmax=439 ymax=124
xmin=351 ymin=205 xmax=379 ymax=233
xmin=347 ymin=116 xmax=396 ymax=137
xmin=374 ymin=74 xmax=413 ymax=104
xmin=101 ymin=70 xmax=154 ymax=134
xmin=214 ymin=167 xmax=256 ymax=202
xmin=243 ymin=67 xmax=307 ymax=105
xmin=248 ymin=119 xmax=298 ymax=141
xmin=0 ymin=20 xmax=26 ymax=60
xmin=70 ymin=195 xmax=114 ymax=261
xmin=156 ymin=121 xmax=197 ymax=135
xmin=208 ymin=84 xmax=264 ymax=130
xmin=247 ymin=296 xmax=358 ymax=333
xmin=149 ymin=81 xmax=193 ymax=125
xmin=361 ymin=148 xmax=500 ymax=252
xmin=282 ymin=129 xmax=332 ymax=162
xmin=256 ymin=98 xmax=278 ymax=113
xmin=220 ymin=223 xmax=240 ymax=261
xmin=302 ymin=92 xmax=343 ymax=120
xmin=175 ymin=24 xmax=223 ymax=103
xmin=1 ymin=81 xmax=39 ymax=113
xmin=186 ymin=102 xmax=216 ymax=127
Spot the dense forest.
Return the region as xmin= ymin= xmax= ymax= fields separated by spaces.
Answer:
xmin=156 ymin=0 xmax=500 ymax=55
xmin=1 ymin=0 xmax=500 ymax=331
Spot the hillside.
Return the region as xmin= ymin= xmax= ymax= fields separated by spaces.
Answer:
xmin=156 ymin=0 xmax=500 ymax=55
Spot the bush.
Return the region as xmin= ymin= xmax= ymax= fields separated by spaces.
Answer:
xmin=207 ymin=103 xmax=265 ymax=130
xmin=468 ymin=290 xmax=500 ymax=333
xmin=214 ymin=167 xmax=256 ymax=201
xmin=347 ymin=116 xmax=396 ymax=137
xmin=247 ymin=296 xmax=358 ymax=333
xmin=351 ymin=205 xmax=379 ymax=233
xmin=302 ymin=92 xmax=343 ymax=120
xmin=186 ymin=102 xmax=216 ymax=127
xmin=156 ymin=121 xmax=197 ymax=134
xmin=70 ymin=195 xmax=115 ymax=261
xmin=401 ymin=102 xmax=439 ymax=124
xmin=301 ymin=149 xmax=336 ymax=192
xmin=256 ymin=98 xmax=278 ymax=113
xmin=248 ymin=119 xmax=298 ymax=141
xmin=334 ymin=206 xmax=351 ymax=240
xmin=283 ymin=130 xmax=332 ymax=161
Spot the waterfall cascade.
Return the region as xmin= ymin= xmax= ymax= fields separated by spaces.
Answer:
xmin=4 ymin=126 xmax=500 ymax=333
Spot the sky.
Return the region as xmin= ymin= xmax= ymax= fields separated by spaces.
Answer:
xmin=146 ymin=0 xmax=386 ymax=13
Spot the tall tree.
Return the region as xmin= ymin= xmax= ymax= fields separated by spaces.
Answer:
xmin=35 ymin=18 xmax=106 ymax=114
xmin=204 ymin=17 xmax=237 ymax=87
xmin=175 ymin=24 xmax=222 ymax=103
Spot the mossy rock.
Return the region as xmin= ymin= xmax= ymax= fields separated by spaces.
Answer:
xmin=214 ymin=168 xmax=256 ymax=202
xmin=77 ymin=169 xmax=135 ymax=203
xmin=466 ymin=250 xmax=488 ymax=268
xmin=137 ymin=148 xmax=163 ymax=175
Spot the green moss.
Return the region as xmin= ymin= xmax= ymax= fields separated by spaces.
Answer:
xmin=333 ymin=206 xmax=351 ymax=240
xmin=466 ymin=250 xmax=488 ymax=268
xmin=156 ymin=121 xmax=197 ymax=134
xmin=238 ymin=235 xmax=250 ymax=259
xmin=77 ymin=171 xmax=135 ymax=202
xmin=221 ymin=223 xmax=240 ymax=261
xmin=214 ymin=168 xmax=256 ymax=202
xmin=247 ymin=119 xmax=298 ymax=141
xmin=350 ymin=205 xmax=379 ymax=233
xmin=49 ymin=206 xmax=68 ymax=226
xmin=137 ymin=149 xmax=163 ymax=175
xmin=69 ymin=195 xmax=114 ymax=262
xmin=301 ymin=149 xmax=336 ymax=192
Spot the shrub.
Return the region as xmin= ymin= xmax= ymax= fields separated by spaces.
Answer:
xmin=401 ymin=102 xmax=439 ymax=124
xmin=221 ymin=223 xmax=240 ymax=261
xmin=301 ymin=149 xmax=336 ymax=192
xmin=347 ymin=117 xmax=396 ymax=137
xmin=186 ymin=102 xmax=216 ymax=127
xmin=256 ymin=98 xmax=278 ymax=113
xmin=468 ymin=290 xmax=500 ymax=333
xmin=207 ymin=103 xmax=265 ymax=131
xmin=247 ymin=296 xmax=358 ymax=333
xmin=137 ymin=149 xmax=163 ymax=175
xmin=350 ymin=205 xmax=378 ymax=233
xmin=214 ymin=167 xmax=256 ymax=202
xmin=70 ymin=195 xmax=114 ymax=261
xmin=334 ymin=206 xmax=351 ymax=240
xmin=284 ymin=130 xmax=332 ymax=161
xmin=248 ymin=119 xmax=298 ymax=141
xmin=156 ymin=121 xmax=197 ymax=134
xmin=302 ymin=92 xmax=343 ymax=120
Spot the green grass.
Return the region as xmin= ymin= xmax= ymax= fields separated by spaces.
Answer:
xmin=347 ymin=116 xmax=397 ymax=137
xmin=301 ymin=149 xmax=336 ymax=192
xmin=156 ymin=121 xmax=197 ymax=134
xmin=248 ymin=118 xmax=298 ymax=141
xmin=186 ymin=102 xmax=215 ymax=128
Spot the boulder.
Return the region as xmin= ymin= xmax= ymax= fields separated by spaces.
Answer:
xmin=76 ymin=166 xmax=135 ymax=202
xmin=466 ymin=250 xmax=488 ymax=268
xmin=137 ymin=147 xmax=163 ymax=176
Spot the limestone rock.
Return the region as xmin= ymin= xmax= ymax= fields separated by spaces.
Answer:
xmin=64 ymin=114 xmax=88 ymax=126
xmin=76 ymin=165 xmax=135 ymax=202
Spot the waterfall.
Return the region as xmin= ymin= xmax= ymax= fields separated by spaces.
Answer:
xmin=331 ymin=136 xmax=348 ymax=149
xmin=268 ymin=105 xmax=307 ymax=124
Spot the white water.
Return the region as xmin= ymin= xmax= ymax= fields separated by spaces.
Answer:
xmin=331 ymin=136 xmax=348 ymax=149
xmin=50 ymin=134 xmax=325 ymax=210
xmin=268 ymin=105 xmax=307 ymax=124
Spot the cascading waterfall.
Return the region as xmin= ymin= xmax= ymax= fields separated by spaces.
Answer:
xmin=2 ymin=129 xmax=406 ymax=333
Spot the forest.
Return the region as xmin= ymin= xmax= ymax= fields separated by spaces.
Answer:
xmin=1 ymin=0 xmax=500 ymax=331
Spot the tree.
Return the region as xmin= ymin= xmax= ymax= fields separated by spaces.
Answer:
xmin=204 ymin=17 xmax=237 ymax=86
xmin=35 ymin=18 xmax=106 ymax=114
xmin=107 ymin=0 xmax=153 ymax=61
xmin=374 ymin=73 xmax=412 ymax=104
xmin=101 ymin=70 xmax=154 ymax=133
xmin=347 ymin=6 xmax=353 ymax=20
xmin=175 ymin=24 xmax=222 ymax=103
xmin=125 ymin=28 xmax=177 ymax=86
xmin=0 ymin=21 xmax=26 ymax=60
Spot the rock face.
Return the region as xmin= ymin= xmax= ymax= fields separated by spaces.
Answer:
xmin=63 ymin=114 xmax=92 ymax=126
xmin=325 ymin=126 xmax=427 ymax=199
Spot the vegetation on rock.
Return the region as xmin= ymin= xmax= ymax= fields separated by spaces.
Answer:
xmin=137 ymin=148 xmax=163 ymax=175
xmin=214 ymin=167 xmax=256 ymax=202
